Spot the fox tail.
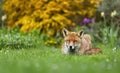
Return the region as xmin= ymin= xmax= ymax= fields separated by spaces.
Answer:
xmin=85 ymin=48 xmax=102 ymax=55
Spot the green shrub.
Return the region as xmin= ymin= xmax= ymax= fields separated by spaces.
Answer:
xmin=0 ymin=29 xmax=41 ymax=49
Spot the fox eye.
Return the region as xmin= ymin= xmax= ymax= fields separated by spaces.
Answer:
xmin=73 ymin=40 xmax=75 ymax=42
xmin=74 ymin=40 xmax=77 ymax=42
xmin=66 ymin=40 xmax=70 ymax=42
xmin=73 ymin=40 xmax=77 ymax=43
xmin=75 ymin=39 xmax=80 ymax=43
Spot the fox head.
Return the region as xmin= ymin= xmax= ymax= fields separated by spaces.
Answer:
xmin=62 ymin=28 xmax=84 ymax=54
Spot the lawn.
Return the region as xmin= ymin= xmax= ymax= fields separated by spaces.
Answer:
xmin=0 ymin=30 xmax=120 ymax=73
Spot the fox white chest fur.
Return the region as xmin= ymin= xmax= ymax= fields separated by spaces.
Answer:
xmin=62 ymin=40 xmax=81 ymax=54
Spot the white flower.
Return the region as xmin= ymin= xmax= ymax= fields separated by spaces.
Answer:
xmin=1 ymin=14 xmax=7 ymax=21
xmin=112 ymin=47 xmax=116 ymax=52
xmin=111 ymin=10 xmax=117 ymax=17
xmin=101 ymin=12 xmax=105 ymax=17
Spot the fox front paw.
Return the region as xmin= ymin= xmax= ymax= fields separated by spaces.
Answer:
xmin=78 ymin=51 xmax=85 ymax=55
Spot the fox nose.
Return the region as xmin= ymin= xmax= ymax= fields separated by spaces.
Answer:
xmin=69 ymin=46 xmax=75 ymax=49
xmin=70 ymin=46 xmax=72 ymax=49
xmin=69 ymin=46 xmax=75 ymax=53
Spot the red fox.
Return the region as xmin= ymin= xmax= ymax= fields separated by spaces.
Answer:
xmin=61 ymin=28 xmax=102 ymax=55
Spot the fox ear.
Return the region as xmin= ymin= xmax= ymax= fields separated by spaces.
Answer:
xmin=62 ymin=28 xmax=69 ymax=37
xmin=78 ymin=30 xmax=84 ymax=37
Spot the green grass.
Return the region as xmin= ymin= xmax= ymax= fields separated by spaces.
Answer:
xmin=0 ymin=29 xmax=120 ymax=73
xmin=0 ymin=47 xmax=120 ymax=73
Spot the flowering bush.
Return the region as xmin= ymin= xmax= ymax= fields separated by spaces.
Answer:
xmin=2 ymin=0 xmax=101 ymax=45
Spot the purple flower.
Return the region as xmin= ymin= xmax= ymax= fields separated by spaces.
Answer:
xmin=80 ymin=17 xmax=95 ymax=25
xmin=83 ymin=18 xmax=90 ymax=24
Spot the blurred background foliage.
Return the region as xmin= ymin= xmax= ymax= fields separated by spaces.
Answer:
xmin=96 ymin=0 xmax=120 ymax=25
xmin=1 ymin=0 xmax=101 ymax=45
xmin=0 ymin=0 xmax=120 ymax=47
xmin=2 ymin=0 xmax=100 ymax=31
xmin=82 ymin=0 xmax=120 ymax=48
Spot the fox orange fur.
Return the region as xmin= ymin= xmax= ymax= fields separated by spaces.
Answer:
xmin=62 ymin=28 xmax=102 ymax=55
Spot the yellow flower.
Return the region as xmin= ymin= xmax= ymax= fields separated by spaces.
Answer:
xmin=1 ymin=14 xmax=7 ymax=21
xmin=111 ymin=10 xmax=117 ymax=17
xmin=101 ymin=12 xmax=105 ymax=17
